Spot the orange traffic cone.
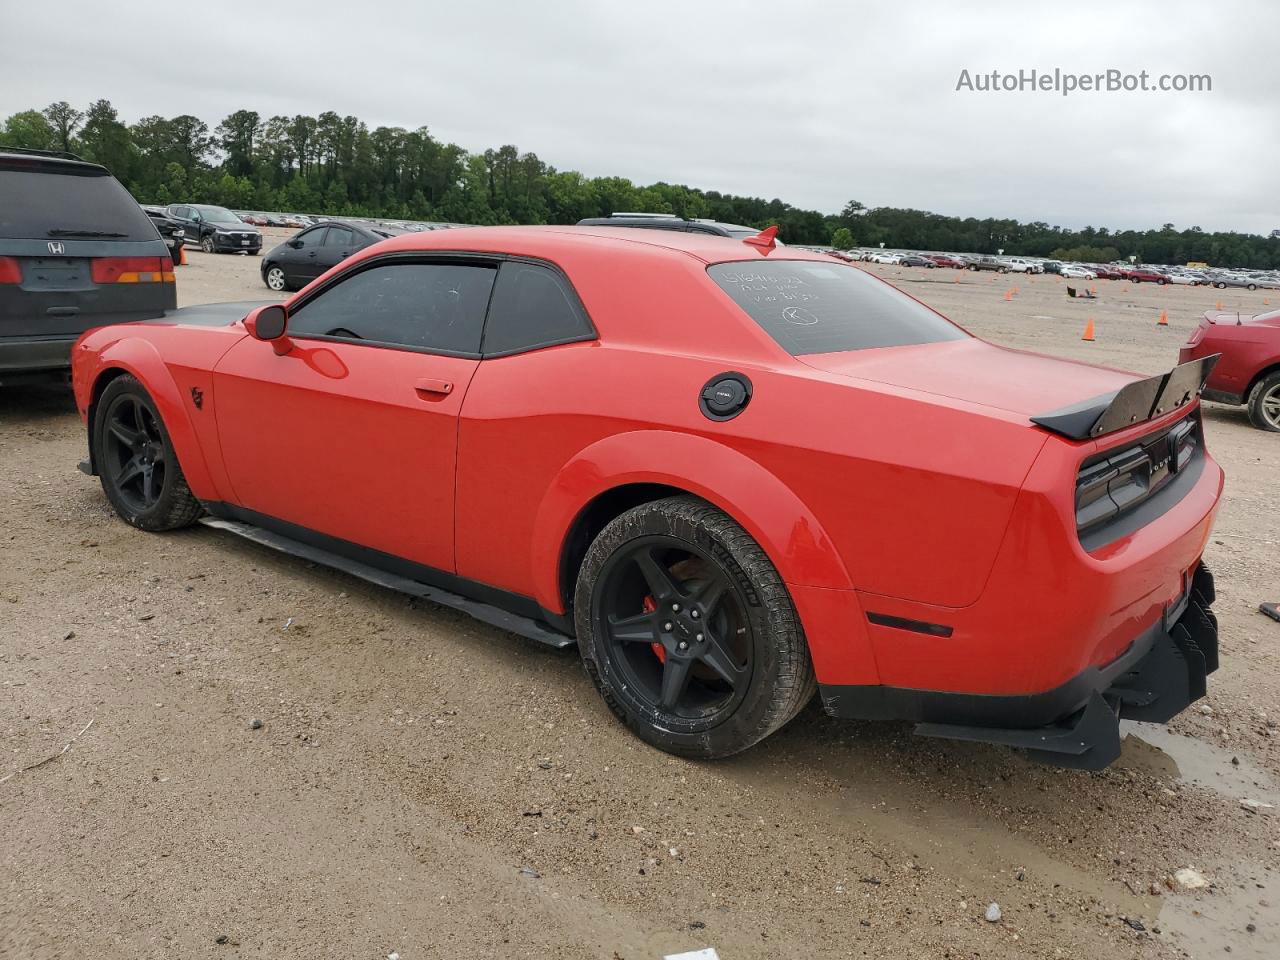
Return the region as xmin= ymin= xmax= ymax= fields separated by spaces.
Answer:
xmin=1004 ymin=289 xmax=1013 ymax=301
xmin=1090 ymin=285 xmax=1097 ymax=294
xmin=1265 ymin=298 xmax=1271 ymax=305
xmin=1215 ymin=302 xmax=1222 ymax=311
xmin=177 ymin=244 xmax=186 ymax=266
xmin=1082 ymin=318 xmax=1096 ymax=341
xmin=1158 ymin=308 xmax=1168 ymax=326
xmin=1012 ymin=286 xmax=1019 ymax=296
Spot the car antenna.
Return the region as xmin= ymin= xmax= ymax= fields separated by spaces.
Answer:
xmin=743 ymin=225 xmax=778 ymax=249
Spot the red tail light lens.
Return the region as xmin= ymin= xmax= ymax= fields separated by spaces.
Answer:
xmin=0 ymin=256 xmax=20 ymax=284
xmin=91 ymin=257 xmax=175 ymax=284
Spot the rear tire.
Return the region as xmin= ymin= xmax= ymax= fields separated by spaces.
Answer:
xmin=92 ymin=375 xmax=203 ymax=531
xmin=575 ymin=495 xmax=815 ymax=759
xmin=264 ymin=265 xmax=289 ymax=292
xmin=1246 ymin=372 xmax=1280 ymax=432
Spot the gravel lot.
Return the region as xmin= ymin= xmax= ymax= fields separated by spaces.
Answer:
xmin=2 ymin=236 xmax=1278 ymax=960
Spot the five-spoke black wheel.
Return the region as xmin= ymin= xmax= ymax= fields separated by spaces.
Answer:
xmin=92 ymin=375 xmax=203 ymax=531
xmin=576 ymin=496 xmax=814 ymax=758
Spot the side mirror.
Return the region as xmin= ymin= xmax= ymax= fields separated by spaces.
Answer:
xmin=244 ymin=304 xmax=291 ymax=355
xmin=287 ymin=238 xmax=303 ymax=249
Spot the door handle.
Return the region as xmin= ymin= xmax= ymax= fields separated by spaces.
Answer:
xmin=414 ymin=378 xmax=453 ymax=396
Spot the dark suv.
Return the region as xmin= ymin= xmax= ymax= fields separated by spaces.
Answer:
xmin=0 ymin=147 xmax=176 ymax=384
xmin=166 ymin=203 xmax=262 ymax=254
xmin=141 ymin=205 xmax=186 ymax=263
xmin=576 ymin=213 xmax=768 ymax=240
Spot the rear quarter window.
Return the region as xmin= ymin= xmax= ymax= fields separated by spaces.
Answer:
xmin=0 ymin=163 xmax=157 ymax=241
xmin=480 ymin=260 xmax=594 ymax=356
xmin=707 ymin=260 xmax=967 ymax=355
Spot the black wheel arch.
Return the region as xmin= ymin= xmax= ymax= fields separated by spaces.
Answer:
xmin=558 ymin=483 xmax=707 ymax=624
xmin=85 ymin=366 xmax=133 ymax=475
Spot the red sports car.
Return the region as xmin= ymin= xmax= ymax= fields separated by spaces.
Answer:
xmin=70 ymin=226 xmax=1223 ymax=769
xmin=1181 ymin=307 xmax=1280 ymax=431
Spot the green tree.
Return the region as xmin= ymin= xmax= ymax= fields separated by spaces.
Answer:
xmin=78 ymin=100 xmax=133 ymax=176
xmin=2 ymin=109 xmax=56 ymax=149
xmin=42 ymin=100 xmax=82 ymax=152
xmin=830 ymin=226 xmax=854 ymax=250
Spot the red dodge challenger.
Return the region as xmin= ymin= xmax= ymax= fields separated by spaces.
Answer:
xmin=71 ymin=226 xmax=1223 ymax=770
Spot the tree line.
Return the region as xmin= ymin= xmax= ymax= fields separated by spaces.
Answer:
xmin=4 ymin=100 xmax=1278 ymax=268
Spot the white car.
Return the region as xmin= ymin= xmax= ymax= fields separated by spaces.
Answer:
xmin=1003 ymin=257 xmax=1042 ymax=274
xmin=1060 ymin=265 xmax=1096 ymax=280
xmin=1166 ymin=272 xmax=1204 ymax=286
xmin=868 ymin=252 xmax=902 ymax=264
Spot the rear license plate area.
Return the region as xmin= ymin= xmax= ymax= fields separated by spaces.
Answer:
xmin=22 ymin=257 xmax=92 ymax=290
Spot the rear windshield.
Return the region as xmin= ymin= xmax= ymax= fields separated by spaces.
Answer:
xmin=0 ymin=163 xmax=158 ymax=241
xmin=708 ymin=260 xmax=967 ymax=355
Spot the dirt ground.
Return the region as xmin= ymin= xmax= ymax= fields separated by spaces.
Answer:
xmin=1 ymin=238 xmax=1278 ymax=960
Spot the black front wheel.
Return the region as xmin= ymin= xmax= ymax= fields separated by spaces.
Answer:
xmin=575 ymin=496 xmax=815 ymax=759
xmin=92 ymin=375 xmax=203 ymax=531
xmin=200 ymin=235 xmax=216 ymax=254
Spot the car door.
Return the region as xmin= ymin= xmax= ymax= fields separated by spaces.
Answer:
xmin=283 ymin=226 xmax=327 ymax=285
xmin=316 ymin=225 xmax=358 ymax=277
xmin=210 ymin=256 xmax=498 ymax=574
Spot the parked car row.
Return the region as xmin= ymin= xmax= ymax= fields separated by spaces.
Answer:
xmin=809 ymin=247 xmax=1280 ymax=290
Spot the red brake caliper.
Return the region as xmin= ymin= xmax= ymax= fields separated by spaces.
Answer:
xmin=643 ymin=595 xmax=665 ymax=663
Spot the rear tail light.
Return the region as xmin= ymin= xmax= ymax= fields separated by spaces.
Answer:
xmin=0 ymin=256 xmax=20 ymax=284
xmin=91 ymin=257 xmax=175 ymax=284
xmin=1075 ymin=412 xmax=1201 ymax=538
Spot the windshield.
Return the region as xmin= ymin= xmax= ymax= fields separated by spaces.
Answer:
xmin=193 ymin=205 xmax=244 ymax=225
xmin=0 ymin=163 xmax=158 ymax=241
xmin=708 ymin=260 xmax=967 ymax=356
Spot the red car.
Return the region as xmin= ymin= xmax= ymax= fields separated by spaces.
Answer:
xmin=927 ymin=254 xmax=967 ymax=268
xmin=69 ymin=226 xmax=1223 ymax=770
xmin=1127 ymin=267 xmax=1169 ymax=284
xmin=1090 ymin=265 xmax=1125 ymax=280
xmin=1181 ymin=308 xmax=1280 ymax=431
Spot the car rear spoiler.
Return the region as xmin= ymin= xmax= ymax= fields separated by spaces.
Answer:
xmin=1030 ymin=354 xmax=1220 ymax=440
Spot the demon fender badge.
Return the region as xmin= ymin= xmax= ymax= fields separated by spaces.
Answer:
xmin=190 ymin=387 xmax=204 ymax=409
xmin=47 ymin=241 xmax=65 ymax=255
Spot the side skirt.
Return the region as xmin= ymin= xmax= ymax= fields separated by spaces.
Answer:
xmin=197 ymin=515 xmax=575 ymax=650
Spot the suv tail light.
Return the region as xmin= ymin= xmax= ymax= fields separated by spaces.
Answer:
xmin=91 ymin=257 xmax=175 ymax=284
xmin=0 ymin=256 xmax=20 ymax=284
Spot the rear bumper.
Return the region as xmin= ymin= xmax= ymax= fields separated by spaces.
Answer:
xmin=820 ymin=564 xmax=1219 ymax=770
xmin=0 ymin=335 xmax=75 ymax=377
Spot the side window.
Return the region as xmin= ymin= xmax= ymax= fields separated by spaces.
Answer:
xmin=480 ymin=261 xmax=594 ymax=356
xmin=288 ymin=261 xmax=497 ymax=354
xmin=324 ymin=226 xmax=355 ymax=248
xmin=298 ymin=227 xmax=327 ymax=247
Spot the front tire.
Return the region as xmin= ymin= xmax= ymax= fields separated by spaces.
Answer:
xmin=575 ymin=496 xmax=815 ymax=759
xmin=1247 ymin=372 xmax=1280 ymax=432
xmin=200 ymin=235 xmax=215 ymax=254
xmin=92 ymin=375 xmax=203 ymax=531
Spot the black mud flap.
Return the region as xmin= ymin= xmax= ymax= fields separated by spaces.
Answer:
xmin=915 ymin=691 xmax=1122 ymax=772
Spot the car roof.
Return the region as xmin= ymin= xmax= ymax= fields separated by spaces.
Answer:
xmin=361 ymin=224 xmax=832 ymax=267
xmin=0 ymin=149 xmax=108 ymax=175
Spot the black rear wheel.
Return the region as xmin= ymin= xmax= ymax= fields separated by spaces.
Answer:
xmin=93 ymin=375 xmax=203 ymax=531
xmin=576 ymin=496 xmax=814 ymax=758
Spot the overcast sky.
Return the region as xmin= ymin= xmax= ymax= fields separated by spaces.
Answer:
xmin=2 ymin=0 xmax=1277 ymax=234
